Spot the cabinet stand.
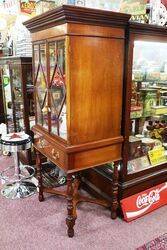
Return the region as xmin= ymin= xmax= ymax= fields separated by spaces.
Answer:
xmin=36 ymin=150 xmax=119 ymax=237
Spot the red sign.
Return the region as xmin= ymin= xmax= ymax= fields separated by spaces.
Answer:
xmin=121 ymin=182 xmax=167 ymax=222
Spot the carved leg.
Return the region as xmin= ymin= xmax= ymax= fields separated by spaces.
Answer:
xmin=36 ymin=150 xmax=44 ymax=202
xmin=66 ymin=174 xmax=76 ymax=238
xmin=111 ymin=162 xmax=119 ymax=220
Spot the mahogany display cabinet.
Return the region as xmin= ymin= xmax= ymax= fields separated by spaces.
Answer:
xmin=0 ymin=56 xmax=35 ymax=164
xmin=121 ymin=22 xmax=167 ymax=198
xmin=24 ymin=5 xmax=130 ymax=237
xmin=83 ymin=22 xmax=167 ymax=202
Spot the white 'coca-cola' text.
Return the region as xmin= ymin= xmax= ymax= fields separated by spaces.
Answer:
xmin=136 ymin=190 xmax=160 ymax=209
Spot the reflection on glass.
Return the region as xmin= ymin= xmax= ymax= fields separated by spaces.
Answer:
xmin=36 ymin=67 xmax=46 ymax=108
xmin=40 ymin=44 xmax=46 ymax=77
xmin=35 ymin=59 xmax=48 ymax=130
xmin=41 ymin=94 xmax=48 ymax=130
xmin=50 ymin=100 xmax=59 ymax=135
xmin=2 ymin=65 xmax=13 ymax=132
xmin=128 ymin=41 xmax=167 ymax=174
xmin=34 ymin=44 xmax=39 ymax=78
xmin=59 ymin=104 xmax=67 ymax=140
xmin=35 ymin=43 xmax=48 ymax=130
xmin=11 ymin=65 xmax=24 ymax=131
xmin=49 ymin=42 xmax=57 ymax=81
xmin=57 ymin=40 xmax=65 ymax=74
xmin=36 ymin=95 xmax=42 ymax=126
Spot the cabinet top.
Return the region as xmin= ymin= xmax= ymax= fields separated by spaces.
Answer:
xmin=24 ymin=5 xmax=131 ymax=33
xmin=129 ymin=22 xmax=167 ymax=37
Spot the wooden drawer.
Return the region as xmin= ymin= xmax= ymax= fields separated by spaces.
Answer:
xmin=71 ymin=143 xmax=122 ymax=172
xmin=34 ymin=137 xmax=67 ymax=171
xmin=43 ymin=144 xmax=67 ymax=170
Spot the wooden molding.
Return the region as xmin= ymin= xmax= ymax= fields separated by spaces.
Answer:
xmin=33 ymin=125 xmax=123 ymax=154
xmin=24 ymin=5 xmax=131 ymax=33
xmin=129 ymin=21 xmax=167 ymax=36
xmin=120 ymin=168 xmax=167 ymax=189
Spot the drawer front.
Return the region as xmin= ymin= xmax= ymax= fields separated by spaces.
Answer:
xmin=71 ymin=143 xmax=122 ymax=172
xmin=34 ymin=137 xmax=67 ymax=171
xmin=43 ymin=145 xmax=67 ymax=170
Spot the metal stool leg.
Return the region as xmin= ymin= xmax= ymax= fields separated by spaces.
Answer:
xmin=1 ymin=152 xmax=37 ymax=199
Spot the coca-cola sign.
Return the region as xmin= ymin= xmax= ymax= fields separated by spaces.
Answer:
xmin=136 ymin=189 xmax=160 ymax=209
xmin=121 ymin=182 xmax=167 ymax=222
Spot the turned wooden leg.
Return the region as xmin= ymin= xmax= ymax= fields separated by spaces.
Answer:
xmin=36 ymin=150 xmax=44 ymax=202
xmin=66 ymin=174 xmax=76 ymax=238
xmin=111 ymin=163 xmax=119 ymax=220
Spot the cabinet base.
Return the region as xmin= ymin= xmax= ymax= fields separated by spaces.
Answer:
xmin=82 ymin=166 xmax=167 ymax=201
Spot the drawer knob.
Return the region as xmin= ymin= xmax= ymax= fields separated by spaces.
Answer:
xmin=39 ymin=138 xmax=45 ymax=148
xmin=52 ymin=149 xmax=60 ymax=160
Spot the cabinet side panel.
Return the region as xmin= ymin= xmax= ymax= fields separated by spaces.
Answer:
xmin=68 ymin=36 xmax=124 ymax=144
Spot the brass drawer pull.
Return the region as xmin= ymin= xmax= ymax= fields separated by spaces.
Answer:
xmin=39 ymin=138 xmax=45 ymax=148
xmin=52 ymin=149 xmax=60 ymax=160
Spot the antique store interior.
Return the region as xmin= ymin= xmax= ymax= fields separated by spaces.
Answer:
xmin=0 ymin=0 xmax=167 ymax=249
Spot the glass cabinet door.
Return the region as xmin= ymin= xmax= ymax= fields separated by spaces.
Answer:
xmin=128 ymin=41 xmax=167 ymax=174
xmin=34 ymin=40 xmax=66 ymax=139
xmin=49 ymin=40 xmax=66 ymax=139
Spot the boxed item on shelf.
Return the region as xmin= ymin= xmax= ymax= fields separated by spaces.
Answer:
xmin=130 ymin=106 xmax=142 ymax=119
xmin=151 ymin=105 xmax=167 ymax=115
xmin=148 ymin=146 xmax=167 ymax=166
xmin=160 ymin=73 xmax=167 ymax=81
xmin=146 ymin=71 xmax=160 ymax=81
xmin=133 ymin=70 xmax=145 ymax=81
xmin=127 ymin=155 xmax=151 ymax=174
xmin=129 ymin=136 xmax=143 ymax=160
xmin=140 ymin=88 xmax=157 ymax=117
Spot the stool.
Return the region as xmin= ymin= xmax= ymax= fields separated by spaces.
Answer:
xmin=0 ymin=132 xmax=36 ymax=199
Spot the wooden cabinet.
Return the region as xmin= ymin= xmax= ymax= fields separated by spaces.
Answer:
xmin=24 ymin=5 xmax=130 ymax=236
xmin=24 ymin=5 xmax=130 ymax=173
xmin=0 ymin=56 xmax=35 ymax=164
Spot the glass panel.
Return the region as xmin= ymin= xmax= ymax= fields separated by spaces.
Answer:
xmin=42 ymin=94 xmax=49 ymax=130
xmin=49 ymin=40 xmax=66 ymax=139
xmin=51 ymin=69 xmax=65 ymax=112
xmin=36 ymin=94 xmax=43 ymax=126
xmin=35 ymin=63 xmax=48 ymax=130
xmin=34 ymin=44 xmax=39 ymax=78
xmin=50 ymin=96 xmax=59 ymax=135
xmin=57 ymin=40 xmax=65 ymax=74
xmin=36 ymin=66 xmax=47 ymax=108
xmin=128 ymin=41 xmax=167 ymax=174
xmin=26 ymin=65 xmax=35 ymax=128
xmin=59 ymin=103 xmax=67 ymax=140
xmin=49 ymin=42 xmax=57 ymax=81
xmin=40 ymin=44 xmax=46 ymax=77
xmin=11 ymin=65 xmax=24 ymax=132
xmin=50 ymin=82 xmax=66 ymax=135
xmin=2 ymin=65 xmax=14 ymax=132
